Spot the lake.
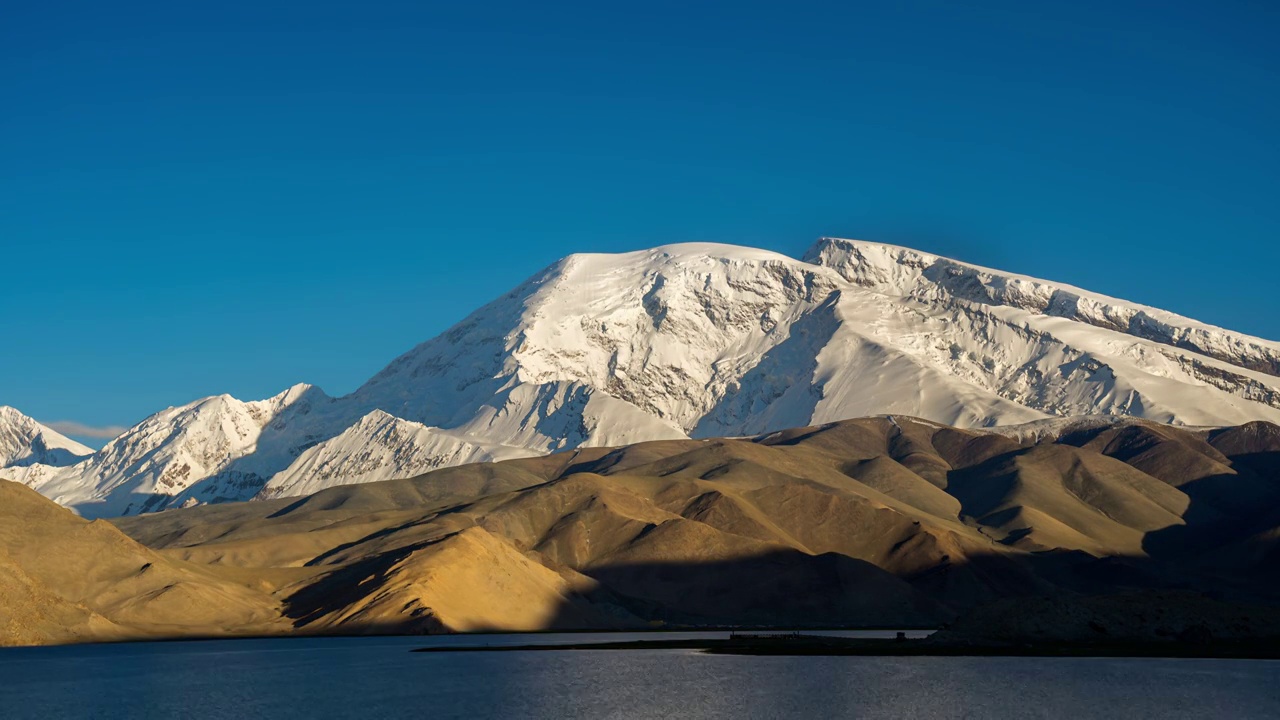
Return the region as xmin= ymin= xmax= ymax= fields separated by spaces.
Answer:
xmin=1 ymin=633 xmax=1277 ymax=719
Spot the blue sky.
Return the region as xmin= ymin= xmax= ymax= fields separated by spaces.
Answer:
xmin=3 ymin=1 xmax=1277 ymax=445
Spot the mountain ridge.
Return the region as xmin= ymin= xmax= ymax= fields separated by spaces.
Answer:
xmin=0 ymin=406 xmax=93 ymax=467
xmin=6 ymin=238 xmax=1279 ymax=517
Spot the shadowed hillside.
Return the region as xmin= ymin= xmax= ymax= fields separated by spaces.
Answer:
xmin=5 ymin=415 xmax=1280 ymax=646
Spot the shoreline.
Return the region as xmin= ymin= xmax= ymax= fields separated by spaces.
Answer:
xmin=410 ymin=635 xmax=1280 ymax=660
xmin=0 ymin=626 xmax=933 ymax=651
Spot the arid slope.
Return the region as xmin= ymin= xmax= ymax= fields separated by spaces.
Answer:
xmin=0 ymin=482 xmax=285 ymax=646
xmin=5 ymin=415 xmax=1280 ymax=645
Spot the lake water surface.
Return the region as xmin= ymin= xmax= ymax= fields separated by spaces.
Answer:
xmin=2 ymin=633 xmax=1277 ymax=719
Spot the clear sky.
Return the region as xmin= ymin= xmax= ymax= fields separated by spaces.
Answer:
xmin=3 ymin=1 xmax=1277 ymax=445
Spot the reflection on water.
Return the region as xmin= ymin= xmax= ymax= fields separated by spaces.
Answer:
xmin=1 ymin=634 xmax=1277 ymax=719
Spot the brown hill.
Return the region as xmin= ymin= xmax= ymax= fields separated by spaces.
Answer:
xmin=0 ymin=481 xmax=285 ymax=646
xmin=5 ymin=415 xmax=1280 ymax=645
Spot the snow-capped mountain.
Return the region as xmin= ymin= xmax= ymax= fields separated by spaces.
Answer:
xmin=355 ymin=238 xmax=1280 ymax=437
xmin=29 ymin=384 xmax=337 ymax=516
xmin=6 ymin=238 xmax=1280 ymax=517
xmin=0 ymin=406 xmax=92 ymax=469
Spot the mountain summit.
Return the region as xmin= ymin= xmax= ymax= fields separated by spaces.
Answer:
xmin=0 ymin=407 xmax=92 ymax=469
xmin=6 ymin=239 xmax=1280 ymax=516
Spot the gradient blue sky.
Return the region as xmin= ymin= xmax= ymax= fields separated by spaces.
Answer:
xmin=3 ymin=1 xmax=1278 ymax=445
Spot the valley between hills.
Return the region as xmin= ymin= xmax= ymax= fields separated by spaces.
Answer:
xmin=5 ymin=414 xmax=1280 ymax=648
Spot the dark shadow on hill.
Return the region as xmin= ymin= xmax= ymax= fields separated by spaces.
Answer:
xmin=578 ymin=549 xmax=949 ymax=627
xmin=1142 ymin=432 xmax=1280 ymax=576
xmin=278 ymin=535 xmax=1280 ymax=639
xmin=536 ymin=546 xmax=1280 ymax=635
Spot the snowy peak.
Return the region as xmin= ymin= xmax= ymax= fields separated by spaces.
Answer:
xmin=0 ymin=406 xmax=92 ymax=468
xmin=29 ymin=383 xmax=342 ymax=517
xmin=515 ymin=245 xmax=841 ymax=424
xmin=803 ymin=237 xmax=938 ymax=291
xmin=357 ymin=243 xmax=844 ymax=437
xmin=250 ymin=382 xmax=328 ymax=417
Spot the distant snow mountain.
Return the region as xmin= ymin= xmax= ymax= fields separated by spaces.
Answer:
xmin=20 ymin=385 xmax=526 ymax=517
xmin=6 ymin=238 xmax=1280 ymax=517
xmin=0 ymin=407 xmax=92 ymax=469
xmin=28 ymin=384 xmax=333 ymax=515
